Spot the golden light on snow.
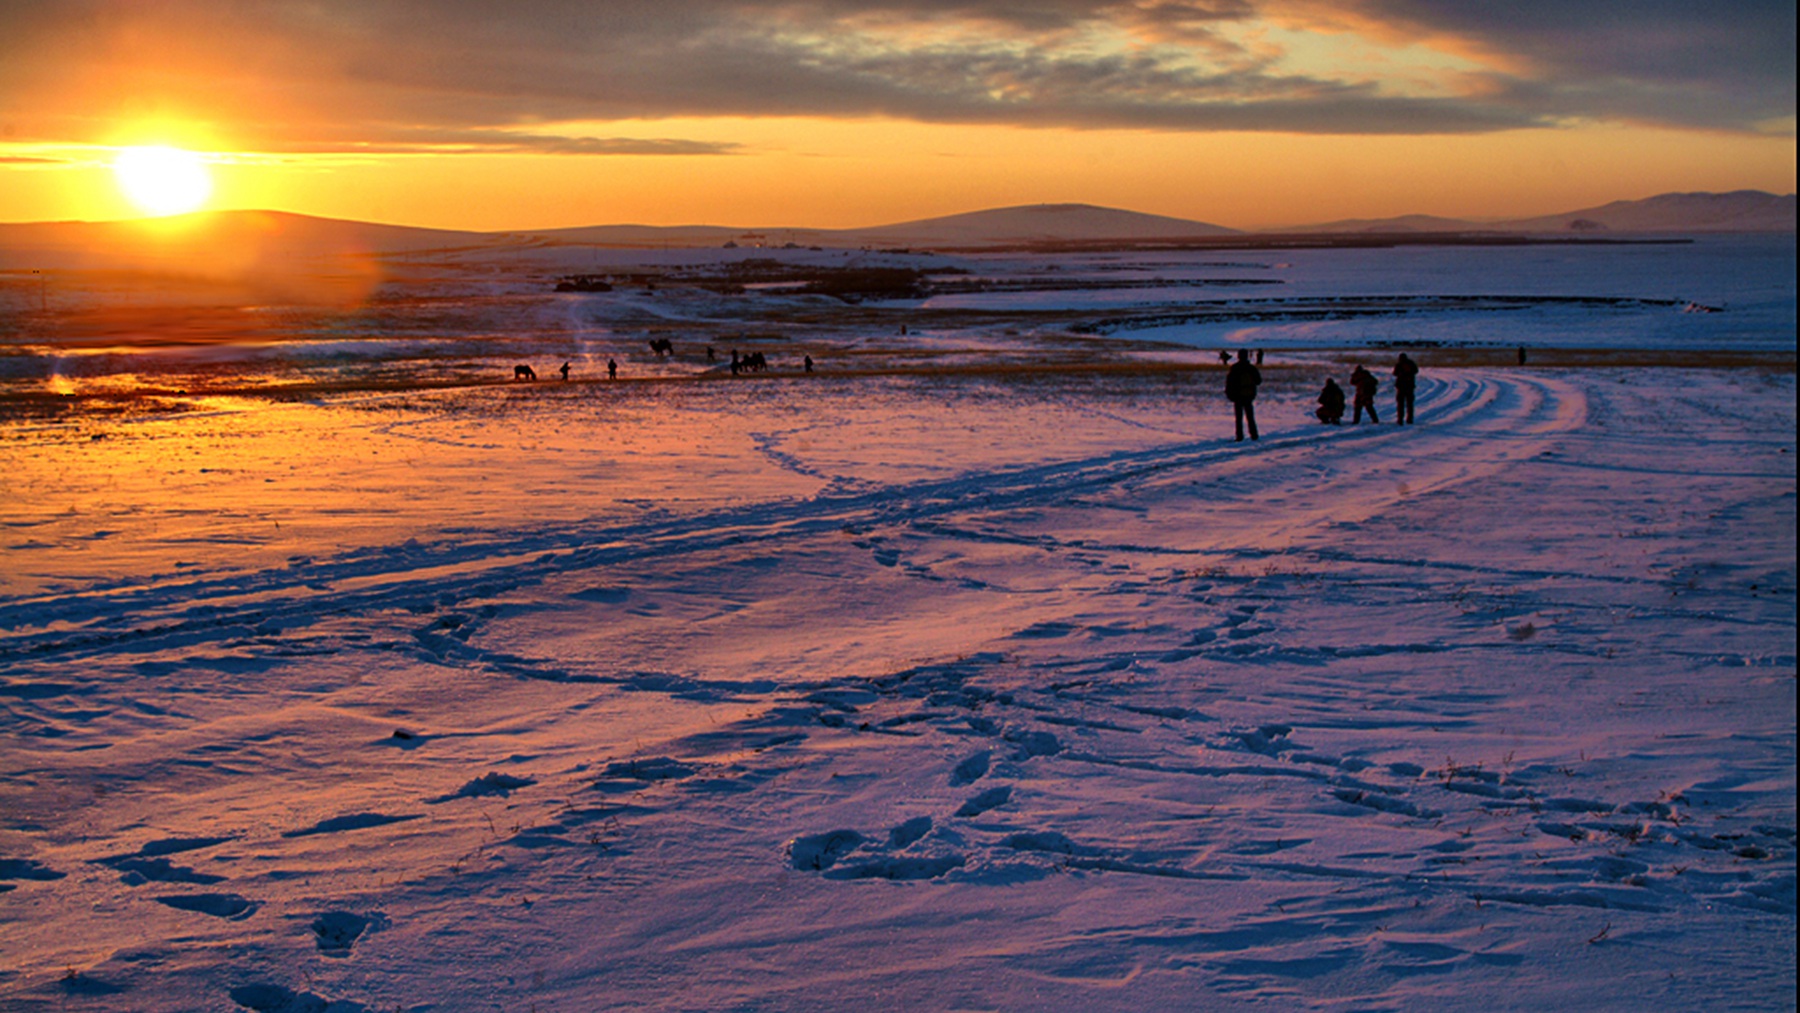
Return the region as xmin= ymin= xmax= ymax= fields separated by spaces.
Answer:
xmin=113 ymin=145 xmax=214 ymax=217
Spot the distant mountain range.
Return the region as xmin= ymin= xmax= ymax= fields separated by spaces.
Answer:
xmin=524 ymin=192 xmax=1796 ymax=247
xmin=1288 ymin=190 xmax=1796 ymax=235
xmin=0 ymin=192 xmax=1791 ymax=273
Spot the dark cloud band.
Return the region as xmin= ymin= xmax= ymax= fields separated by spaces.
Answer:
xmin=0 ymin=0 xmax=1790 ymax=150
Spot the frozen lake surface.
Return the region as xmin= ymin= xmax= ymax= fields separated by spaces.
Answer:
xmin=0 ymin=235 xmax=1792 ymax=399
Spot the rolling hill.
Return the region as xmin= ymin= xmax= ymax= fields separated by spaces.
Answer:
xmin=1285 ymin=190 xmax=1795 ymax=234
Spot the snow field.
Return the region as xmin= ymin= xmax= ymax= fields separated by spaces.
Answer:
xmin=1 ymin=363 xmax=1793 ymax=1010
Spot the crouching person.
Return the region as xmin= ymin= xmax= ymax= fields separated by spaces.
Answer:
xmin=1316 ymin=378 xmax=1345 ymax=425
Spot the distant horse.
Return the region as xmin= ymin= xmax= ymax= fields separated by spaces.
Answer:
xmin=648 ymin=337 xmax=674 ymax=357
xmin=514 ymin=364 xmax=537 ymax=381
xmin=741 ymin=351 xmax=768 ymax=372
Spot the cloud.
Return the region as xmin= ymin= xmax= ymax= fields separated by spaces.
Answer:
xmin=0 ymin=0 xmax=1791 ymax=151
xmin=274 ymin=130 xmax=741 ymax=156
xmin=1299 ymin=0 xmax=1796 ymax=129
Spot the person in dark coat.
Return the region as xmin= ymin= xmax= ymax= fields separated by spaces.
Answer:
xmin=1350 ymin=365 xmax=1379 ymax=424
xmin=607 ymin=358 xmax=618 ymax=380
xmin=1316 ymin=378 xmax=1345 ymax=424
xmin=1225 ymin=349 xmax=1261 ymax=442
xmin=1393 ymin=353 xmax=1419 ymax=424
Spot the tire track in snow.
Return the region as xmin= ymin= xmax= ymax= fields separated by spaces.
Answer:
xmin=0 ymin=371 xmax=1584 ymax=663
xmin=1152 ymin=371 xmax=1586 ymax=551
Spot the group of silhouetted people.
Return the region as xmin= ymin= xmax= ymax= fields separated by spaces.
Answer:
xmin=1223 ymin=349 xmax=1421 ymax=442
xmin=1314 ymin=354 xmax=1418 ymax=426
xmin=509 ymin=348 xmax=821 ymax=383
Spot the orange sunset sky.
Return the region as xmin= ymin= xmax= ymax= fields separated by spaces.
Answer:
xmin=1 ymin=1 xmax=1794 ymax=231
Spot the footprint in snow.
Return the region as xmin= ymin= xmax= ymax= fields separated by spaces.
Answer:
xmin=156 ymin=893 xmax=257 ymax=919
xmin=790 ymin=820 xmax=962 ymax=880
xmin=106 ymin=856 xmax=227 ymax=886
xmin=428 ymin=772 xmax=536 ymax=803
xmin=956 ymin=785 xmax=1013 ymax=817
xmin=282 ymin=812 xmax=421 ymax=838
xmin=0 ymin=857 xmax=65 ymax=882
xmin=1229 ymin=724 xmax=1296 ymax=756
xmin=949 ymin=750 xmax=990 ymax=786
xmin=889 ymin=816 xmax=933 ymax=848
xmin=1003 ymin=728 xmax=1061 ymax=759
xmin=312 ymin=910 xmax=386 ymax=956
xmin=593 ymin=756 xmax=696 ymax=793
xmin=789 ymin=829 xmax=864 ymax=871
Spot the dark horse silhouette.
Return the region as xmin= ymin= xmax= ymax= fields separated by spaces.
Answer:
xmin=648 ymin=337 xmax=674 ymax=357
xmin=513 ymin=364 xmax=537 ymax=381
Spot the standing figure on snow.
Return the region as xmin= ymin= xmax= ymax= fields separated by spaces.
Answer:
xmin=1225 ymin=349 xmax=1261 ymax=442
xmin=1350 ymin=365 xmax=1379 ymax=424
xmin=559 ymin=361 xmax=571 ymax=381
xmin=607 ymin=358 xmax=618 ymax=380
xmin=1316 ymin=378 xmax=1345 ymax=424
xmin=1393 ymin=353 xmax=1419 ymax=425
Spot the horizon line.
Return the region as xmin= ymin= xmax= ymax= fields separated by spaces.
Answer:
xmin=2 ymin=190 xmax=1794 ymax=236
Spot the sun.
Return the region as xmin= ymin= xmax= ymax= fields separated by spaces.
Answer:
xmin=113 ymin=145 xmax=214 ymax=216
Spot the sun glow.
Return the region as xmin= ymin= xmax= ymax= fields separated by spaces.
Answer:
xmin=113 ymin=145 xmax=214 ymax=216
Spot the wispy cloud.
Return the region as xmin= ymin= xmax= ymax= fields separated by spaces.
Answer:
xmin=0 ymin=0 xmax=1790 ymax=152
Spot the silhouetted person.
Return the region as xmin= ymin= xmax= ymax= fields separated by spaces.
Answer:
xmin=803 ymin=354 xmax=814 ymax=373
xmin=1254 ymin=349 xmax=1264 ymax=366
xmin=1394 ymin=353 xmax=1419 ymax=424
xmin=1350 ymin=365 xmax=1379 ymax=424
xmin=1517 ymin=346 xmax=1527 ymax=365
xmin=730 ymin=349 xmax=740 ymax=375
xmin=707 ymin=345 xmax=717 ymax=362
xmin=607 ymin=358 xmax=618 ymax=380
xmin=1316 ymin=378 xmax=1345 ymax=424
xmin=1225 ymin=349 xmax=1261 ymax=442
xmin=559 ymin=361 xmax=571 ymax=381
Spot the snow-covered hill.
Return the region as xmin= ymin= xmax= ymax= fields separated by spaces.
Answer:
xmin=1285 ymin=191 xmax=1796 ymax=234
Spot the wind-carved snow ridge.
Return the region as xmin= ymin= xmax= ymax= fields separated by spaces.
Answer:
xmin=1 ymin=362 xmax=1792 ymax=1011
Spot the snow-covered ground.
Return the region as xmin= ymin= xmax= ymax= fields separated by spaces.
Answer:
xmin=1 ymin=240 xmax=1794 ymax=1011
